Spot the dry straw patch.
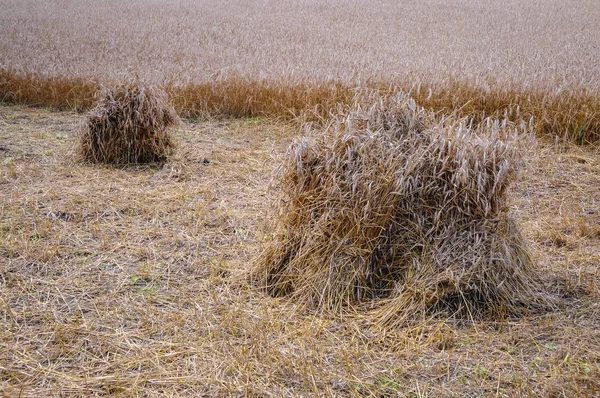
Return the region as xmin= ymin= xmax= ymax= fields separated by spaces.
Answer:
xmin=77 ymin=84 xmax=178 ymax=164
xmin=252 ymin=94 xmax=548 ymax=326
xmin=1 ymin=105 xmax=599 ymax=396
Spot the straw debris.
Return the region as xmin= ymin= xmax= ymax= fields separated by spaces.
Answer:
xmin=252 ymin=94 xmax=545 ymax=326
xmin=77 ymin=83 xmax=178 ymax=164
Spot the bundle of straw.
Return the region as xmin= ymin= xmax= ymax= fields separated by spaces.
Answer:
xmin=253 ymin=93 xmax=544 ymax=326
xmin=78 ymin=83 xmax=177 ymax=164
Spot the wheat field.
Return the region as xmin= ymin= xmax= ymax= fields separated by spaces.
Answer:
xmin=1 ymin=1 xmax=600 ymax=397
xmin=1 ymin=0 xmax=600 ymax=142
xmin=2 ymin=0 xmax=600 ymax=88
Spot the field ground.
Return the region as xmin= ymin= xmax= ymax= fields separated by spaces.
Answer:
xmin=1 ymin=105 xmax=599 ymax=397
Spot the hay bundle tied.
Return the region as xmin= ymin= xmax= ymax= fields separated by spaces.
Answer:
xmin=78 ymin=83 xmax=178 ymax=164
xmin=252 ymin=94 xmax=544 ymax=326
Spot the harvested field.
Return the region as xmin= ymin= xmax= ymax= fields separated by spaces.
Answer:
xmin=1 ymin=0 xmax=599 ymax=396
xmin=1 ymin=105 xmax=599 ymax=396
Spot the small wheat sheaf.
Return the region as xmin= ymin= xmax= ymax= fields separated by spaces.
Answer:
xmin=77 ymin=83 xmax=178 ymax=164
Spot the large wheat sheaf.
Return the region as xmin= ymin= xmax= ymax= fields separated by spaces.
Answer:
xmin=252 ymin=93 xmax=546 ymax=327
xmin=77 ymin=84 xmax=178 ymax=164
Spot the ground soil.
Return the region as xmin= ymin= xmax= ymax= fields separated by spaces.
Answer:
xmin=1 ymin=105 xmax=598 ymax=397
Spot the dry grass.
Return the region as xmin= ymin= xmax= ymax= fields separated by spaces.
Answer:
xmin=3 ymin=70 xmax=599 ymax=144
xmin=251 ymin=94 xmax=548 ymax=327
xmin=1 ymin=105 xmax=599 ymax=396
xmin=77 ymin=84 xmax=178 ymax=164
